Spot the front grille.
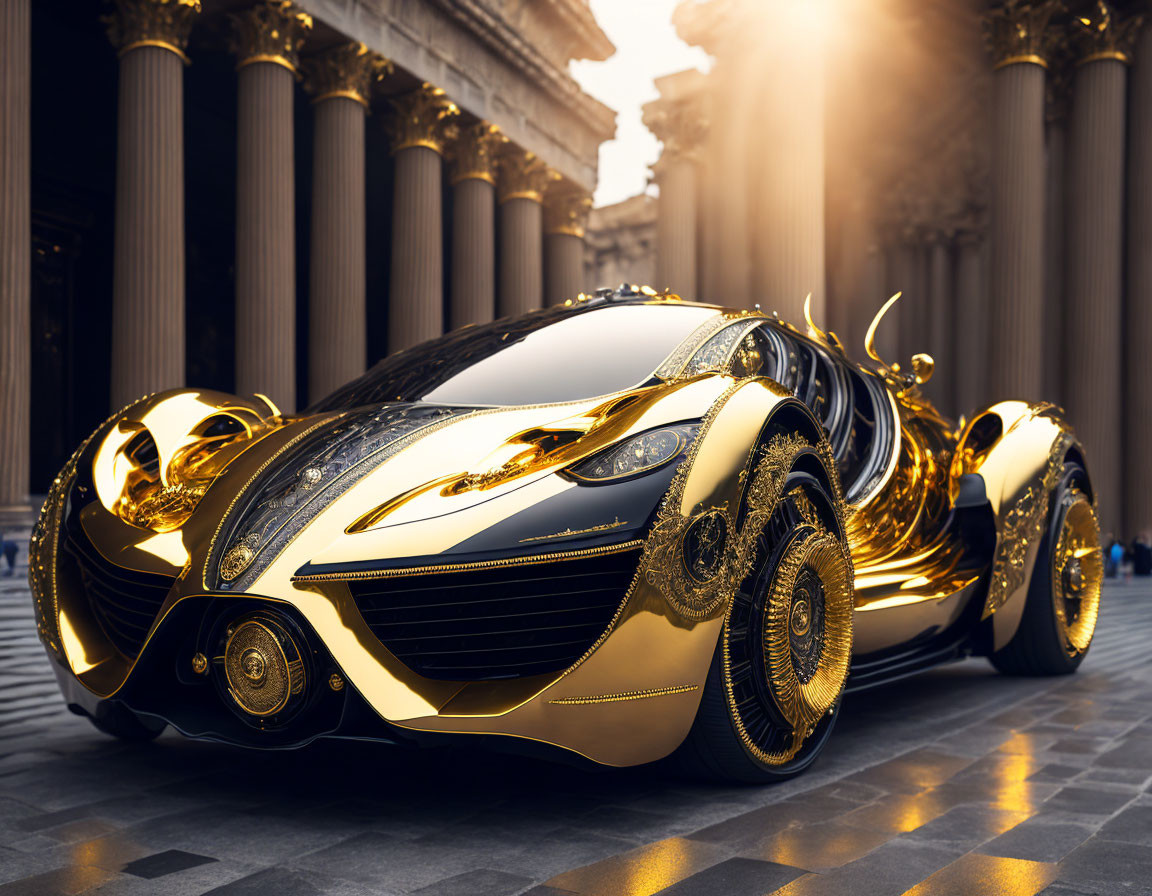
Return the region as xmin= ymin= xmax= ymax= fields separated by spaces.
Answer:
xmin=349 ymin=548 xmax=641 ymax=681
xmin=61 ymin=531 xmax=177 ymax=659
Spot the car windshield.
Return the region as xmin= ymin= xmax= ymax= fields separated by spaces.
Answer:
xmin=310 ymin=302 xmax=719 ymax=410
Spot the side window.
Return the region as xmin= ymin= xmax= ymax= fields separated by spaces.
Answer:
xmin=727 ymin=326 xmax=774 ymax=378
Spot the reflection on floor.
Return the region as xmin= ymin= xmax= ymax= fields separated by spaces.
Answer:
xmin=2 ymin=526 xmax=1151 ymax=896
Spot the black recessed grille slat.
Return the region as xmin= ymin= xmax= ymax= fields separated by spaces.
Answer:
xmin=349 ymin=548 xmax=641 ymax=681
xmin=62 ymin=530 xmax=176 ymax=660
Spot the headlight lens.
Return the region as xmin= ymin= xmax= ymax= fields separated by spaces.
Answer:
xmin=568 ymin=423 xmax=700 ymax=482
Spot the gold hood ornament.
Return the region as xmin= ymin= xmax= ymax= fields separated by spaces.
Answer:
xmin=863 ymin=291 xmax=934 ymax=392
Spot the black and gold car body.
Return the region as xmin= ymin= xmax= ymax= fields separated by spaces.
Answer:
xmin=29 ymin=287 xmax=1103 ymax=781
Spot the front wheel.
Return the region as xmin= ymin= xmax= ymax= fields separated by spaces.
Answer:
xmin=990 ymin=461 xmax=1103 ymax=676
xmin=673 ymin=471 xmax=854 ymax=782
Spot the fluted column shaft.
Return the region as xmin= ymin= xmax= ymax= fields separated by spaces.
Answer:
xmin=1127 ymin=26 xmax=1152 ymax=537
xmin=236 ymin=60 xmax=296 ymax=410
xmin=390 ymin=145 xmax=443 ymax=350
xmin=0 ymin=0 xmax=29 ymax=509
xmin=1043 ymin=115 xmax=1066 ymax=405
xmin=654 ymin=155 xmax=698 ymax=297
xmin=451 ymin=177 xmax=495 ymax=327
xmin=111 ymin=45 xmax=187 ymax=408
xmin=927 ymin=241 xmax=954 ymax=414
xmin=499 ymin=197 xmax=543 ymax=316
xmin=954 ymin=237 xmax=988 ymax=415
xmin=1066 ymin=58 xmax=1127 ymax=536
xmin=753 ymin=52 xmax=826 ymax=322
xmin=544 ymin=232 xmax=584 ymax=306
xmin=988 ymin=61 xmax=1046 ymax=402
xmin=308 ymin=96 xmax=365 ymax=402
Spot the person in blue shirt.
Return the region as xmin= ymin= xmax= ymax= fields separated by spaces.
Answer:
xmin=0 ymin=529 xmax=16 ymax=577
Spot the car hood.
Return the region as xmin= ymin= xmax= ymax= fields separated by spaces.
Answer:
xmin=199 ymin=376 xmax=730 ymax=596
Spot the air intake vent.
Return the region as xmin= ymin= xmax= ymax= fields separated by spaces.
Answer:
xmin=61 ymin=531 xmax=176 ymax=659
xmin=349 ymin=548 xmax=641 ymax=681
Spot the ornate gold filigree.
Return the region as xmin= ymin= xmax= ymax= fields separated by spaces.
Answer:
xmin=518 ymin=517 xmax=629 ymax=544
xmin=497 ymin=149 xmax=558 ymax=204
xmin=302 ymin=42 xmax=392 ymax=108
xmin=544 ymin=183 xmax=593 ymax=237
xmin=104 ymin=0 xmax=201 ymax=63
xmin=1071 ymin=1 xmax=1143 ymax=66
xmin=448 ymin=122 xmax=507 ymax=185
xmin=549 ymin=684 xmax=698 ymax=705
xmin=983 ymin=431 xmax=1074 ymax=619
xmin=982 ymin=0 xmax=1062 ymax=70
xmin=229 ymin=1 xmax=312 ymax=75
xmin=126 ymin=482 xmax=208 ymax=531
xmin=389 ymin=83 xmax=460 ymax=155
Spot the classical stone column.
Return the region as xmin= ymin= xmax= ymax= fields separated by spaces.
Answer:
xmin=645 ymin=97 xmax=705 ymax=299
xmin=497 ymin=149 xmax=553 ymax=317
xmin=953 ymin=234 xmax=988 ymax=415
xmin=230 ymin=1 xmax=310 ymax=412
xmin=387 ymin=84 xmax=458 ymax=352
xmin=1043 ymin=70 xmax=1070 ymax=406
xmin=1127 ymin=22 xmax=1152 ymax=537
xmin=448 ymin=122 xmax=504 ymax=329
xmin=983 ymin=0 xmax=1060 ymax=404
xmin=927 ymin=239 xmax=954 ymax=414
xmin=1065 ymin=3 xmax=1139 ymax=537
xmin=106 ymin=0 xmax=200 ymax=410
xmin=749 ymin=7 xmax=827 ymax=323
xmin=302 ymin=43 xmax=389 ymax=403
xmin=0 ymin=0 xmax=30 ymax=512
xmin=544 ymin=183 xmax=591 ymax=306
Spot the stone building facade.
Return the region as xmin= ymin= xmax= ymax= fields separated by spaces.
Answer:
xmin=0 ymin=0 xmax=613 ymax=517
xmin=631 ymin=0 xmax=1152 ymax=539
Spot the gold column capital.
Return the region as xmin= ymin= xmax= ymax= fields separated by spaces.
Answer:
xmin=105 ymin=0 xmax=201 ymax=64
xmin=983 ymin=0 xmax=1062 ymax=70
xmin=389 ymin=84 xmax=460 ymax=155
xmin=448 ymin=122 xmax=507 ymax=185
xmin=544 ymin=183 xmax=593 ymax=238
xmin=229 ymin=1 xmax=312 ymax=76
xmin=497 ymin=149 xmax=558 ymax=204
xmin=1071 ymin=1 xmax=1143 ymax=67
xmin=303 ymin=43 xmax=392 ymax=109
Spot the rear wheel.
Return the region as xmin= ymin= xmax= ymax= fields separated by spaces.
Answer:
xmin=674 ymin=471 xmax=854 ymax=782
xmin=990 ymin=461 xmax=1102 ymax=676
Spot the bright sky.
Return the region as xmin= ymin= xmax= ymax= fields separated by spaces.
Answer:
xmin=570 ymin=0 xmax=712 ymax=209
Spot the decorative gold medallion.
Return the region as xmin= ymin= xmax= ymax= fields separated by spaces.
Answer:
xmin=223 ymin=616 xmax=306 ymax=717
xmin=220 ymin=542 xmax=255 ymax=581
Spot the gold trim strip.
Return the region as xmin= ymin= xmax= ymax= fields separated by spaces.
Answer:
xmin=119 ymin=39 xmax=190 ymax=65
xmin=993 ymin=53 xmax=1049 ymax=71
xmin=312 ymin=89 xmax=369 ymax=109
xmin=500 ymin=190 xmax=543 ymax=204
xmin=393 ymin=139 xmax=444 ymax=156
xmin=518 ymin=518 xmax=629 ymax=543
xmin=237 ymin=53 xmax=297 ymax=75
xmin=1078 ymin=50 xmax=1130 ymax=67
xmin=549 ymin=684 xmax=699 ymax=705
xmin=292 ymin=539 xmax=645 ymax=583
xmin=451 ymin=171 xmax=496 ymax=186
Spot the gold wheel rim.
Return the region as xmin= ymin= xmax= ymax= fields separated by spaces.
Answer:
xmin=1051 ymin=490 xmax=1102 ymax=656
xmin=723 ymin=524 xmax=854 ymax=766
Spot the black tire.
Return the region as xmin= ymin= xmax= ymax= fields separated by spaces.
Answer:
xmin=672 ymin=470 xmax=852 ymax=783
xmin=990 ymin=461 xmax=1102 ymax=676
xmin=86 ymin=702 xmax=167 ymax=742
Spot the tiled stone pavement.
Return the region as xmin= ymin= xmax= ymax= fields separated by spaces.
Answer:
xmin=2 ymin=526 xmax=1152 ymax=895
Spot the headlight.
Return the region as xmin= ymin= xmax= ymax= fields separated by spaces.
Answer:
xmin=568 ymin=423 xmax=700 ymax=483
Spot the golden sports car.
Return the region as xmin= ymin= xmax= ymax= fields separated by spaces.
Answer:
xmin=29 ymin=286 xmax=1102 ymax=782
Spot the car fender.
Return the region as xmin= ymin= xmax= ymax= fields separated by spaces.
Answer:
xmin=951 ymin=400 xmax=1090 ymax=651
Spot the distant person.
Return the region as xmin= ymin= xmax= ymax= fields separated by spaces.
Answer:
xmin=1133 ymin=532 xmax=1152 ymax=577
xmin=1108 ymin=538 xmax=1124 ymax=579
xmin=0 ymin=529 xmax=15 ymax=577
